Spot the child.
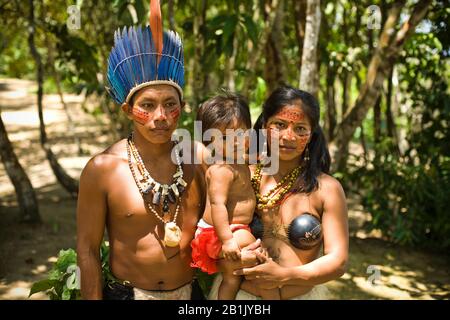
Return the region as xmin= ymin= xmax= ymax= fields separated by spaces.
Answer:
xmin=191 ymin=92 xmax=280 ymax=300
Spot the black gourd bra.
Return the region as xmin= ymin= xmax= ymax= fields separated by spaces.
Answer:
xmin=250 ymin=212 xmax=322 ymax=250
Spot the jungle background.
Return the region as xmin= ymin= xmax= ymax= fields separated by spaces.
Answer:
xmin=0 ymin=0 xmax=449 ymax=299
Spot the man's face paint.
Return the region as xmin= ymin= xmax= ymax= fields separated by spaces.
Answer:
xmin=168 ymin=106 xmax=181 ymax=121
xmin=131 ymin=106 xmax=151 ymax=125
xmin=131 ymin=104 xmax=181 ymax=125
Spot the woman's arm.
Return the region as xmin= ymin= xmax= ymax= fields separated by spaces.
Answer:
xmin=285 ymin=175 xmax=348 ymax=285
xmin=235 ymin=175 xmax=349 ymax=288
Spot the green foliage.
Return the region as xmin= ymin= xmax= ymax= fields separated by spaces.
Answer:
xmin=195 ymin=269 xmax=215 ymax=298
xmin=345 ymin=139 xmax=450 ymax=249
xmin=29 ymin=242 xmax=113 ymax=300
xmin=343 ymin=23 xmax=450 ymax=250
xmin=29 ymin=248 xmax=81 ymax=300
xmin=249 ymin=77 xmax=267 ymax=123
xmin=29 ymin=241 xmax=217 ymax=299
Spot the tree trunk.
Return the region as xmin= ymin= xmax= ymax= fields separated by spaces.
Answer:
xmin=293 ymin=0 xmax=307 ymax=71
xmin=42 ymin=24 xmax=83 ymax=156
xmin=386 ymin=66 xmax=401 ymax=155
xmin=330 ymin=0 xmax=432 ymax=169
xmin=191 ymin=0 xmax=208 ymax=109
xmin=0 ymin=112 xmax=41 ymax=223
xmin=27 ymin=0 xmax=79 ymax=197
xmin=359 ymin=124 xmax=368 ymax=165
xmin=299 ymin=0 xmax=321 ymax=98
xmin=225 ymin=35 xmax=239 ymax=91
xmin=325 ymin=64 xmax=337 ymax=142
xmin=264 ymin=0 xmax=286 ymax=93
xmin=168 ymin=0 xmax=175 ymax=30
xmin=242 ymin=0 xmax=280 ymax=96
xmin=373 ymin=95 xmax=382 ymax=143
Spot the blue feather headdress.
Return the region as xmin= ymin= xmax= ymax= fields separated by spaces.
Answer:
xmin=106 ymin=0 xmax=185 ymax=105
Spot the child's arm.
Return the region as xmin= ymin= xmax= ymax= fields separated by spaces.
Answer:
xmin=207 ymin=165 xmax=240 ymax=260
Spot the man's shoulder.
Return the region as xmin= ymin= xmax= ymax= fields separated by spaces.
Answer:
xmin=81 ymin=139 xmax=127 ymax=178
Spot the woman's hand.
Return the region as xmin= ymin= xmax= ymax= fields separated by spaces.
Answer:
xmin=239 ymin=239 xmax=268 ymax=268
xmin=234 ymin=252 xmax=291 ymax=290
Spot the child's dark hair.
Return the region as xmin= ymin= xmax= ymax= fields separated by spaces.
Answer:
xmin=254 ymin=85 xmax=330 ymax=193
xmin=196 ymin=91 xmax=252 ymax=144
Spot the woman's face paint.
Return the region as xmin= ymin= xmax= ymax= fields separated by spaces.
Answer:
xmin=266 ymin=105 xmax=312 ymax=161
xmin=276 ymin=109 xmax=306 ymax=123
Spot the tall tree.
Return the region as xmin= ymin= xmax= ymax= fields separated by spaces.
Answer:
xmin=293 ymin=0 xmax=307 ymax=71
xmin=0 ymin=112 xmax=40 ymax=223
xmin=241 ymin=0 xmax=281 ymax=96
xmin=191 ymin=0 xmax=208 ymax=108
xmin=330 ymin=0 xmax=432 ymax=169
xmin=264 ymin=0 xmax=287 ymax=92
xmin=27 ymin=0 xmax=79 ymax=197
xmin=299 ymin=0 xmax=321 ymax=98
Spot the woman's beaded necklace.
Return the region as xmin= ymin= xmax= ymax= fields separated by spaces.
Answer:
xmin=251 ymin=163 xmax=303 ymax=210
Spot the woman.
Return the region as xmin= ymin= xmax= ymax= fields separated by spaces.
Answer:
xmin=209 ymin=85 xmax=348 ymax=299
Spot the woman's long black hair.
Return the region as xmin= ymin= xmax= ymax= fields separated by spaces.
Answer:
xmin=254 ymin=85 xmax=331 ymax=194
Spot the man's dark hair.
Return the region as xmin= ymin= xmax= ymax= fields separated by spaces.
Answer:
xmin=196 ymin=91 xmax=252 ymax=144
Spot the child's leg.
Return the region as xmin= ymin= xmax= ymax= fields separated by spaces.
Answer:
xmin=217 ymin=228 xmax=256 ymax=300
xmin=217 ymin=228 xmax=256 ymax=259
xmin=217 ymin=259 xmax=242 ymax=300
xmin=259 ymin=288 xmax=281 ymax=300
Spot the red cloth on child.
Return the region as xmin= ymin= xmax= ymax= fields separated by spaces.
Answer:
xmin=190 ymin=224 xmax=250 ymax=275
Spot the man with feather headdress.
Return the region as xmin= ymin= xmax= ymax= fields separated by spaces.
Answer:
xmin=76 ymin=0 xmax=208 ymax=300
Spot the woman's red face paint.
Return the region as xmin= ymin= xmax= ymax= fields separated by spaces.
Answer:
xmin=276 ymin=109 xmax=306 ymax=123
xmin=266 ymin=105 xmax=312 ymax=161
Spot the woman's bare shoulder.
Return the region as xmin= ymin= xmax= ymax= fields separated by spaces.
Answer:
xmin=317 ymin=173 xmax=346 ymax=196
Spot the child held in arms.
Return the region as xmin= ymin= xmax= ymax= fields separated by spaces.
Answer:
xmin=191 ymin=92 xmax=279 ymax=300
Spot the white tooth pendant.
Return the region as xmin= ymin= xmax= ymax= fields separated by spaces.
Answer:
xmin=171 ymin=184 xmax=179 ymax=197
xmin=153 ymin=182 xmax=161 ymax=192
xmin=178 ymin=178 xmax=187 ymax=187
xmin=162 ymin=185 xmax=169 ymax=196
xmin=173 ymin=170 xmax=183 ymax=178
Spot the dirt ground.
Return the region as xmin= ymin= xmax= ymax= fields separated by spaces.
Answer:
xmin=0 ymin=78 xmax=448 ymax=300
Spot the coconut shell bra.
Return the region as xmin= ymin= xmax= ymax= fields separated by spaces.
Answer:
xmin=250 ymin=212 xmax=323 ymax=250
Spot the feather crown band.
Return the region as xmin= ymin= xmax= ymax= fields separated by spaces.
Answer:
xmin=106 ymin=1 xmax=185 ymax=105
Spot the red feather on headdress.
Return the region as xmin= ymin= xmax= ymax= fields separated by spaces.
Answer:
xmin=150 ymin=0 xmax=163 ymax=64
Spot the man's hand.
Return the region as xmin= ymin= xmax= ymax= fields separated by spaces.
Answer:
xmin=222 ymin=238 xmax=241 ymax=260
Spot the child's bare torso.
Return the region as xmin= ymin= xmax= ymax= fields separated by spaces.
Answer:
xmin=202 ymin=164 xmax=256 ymax=226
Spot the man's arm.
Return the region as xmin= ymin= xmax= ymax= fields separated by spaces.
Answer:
xmin=76 ymin=156 xmax=108 ymax=300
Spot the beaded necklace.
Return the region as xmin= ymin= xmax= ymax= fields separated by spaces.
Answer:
xmin=126 ymin=133 xmax=184 ymax=247
xmin=251 ymin=163 xmax=303 ymax=210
